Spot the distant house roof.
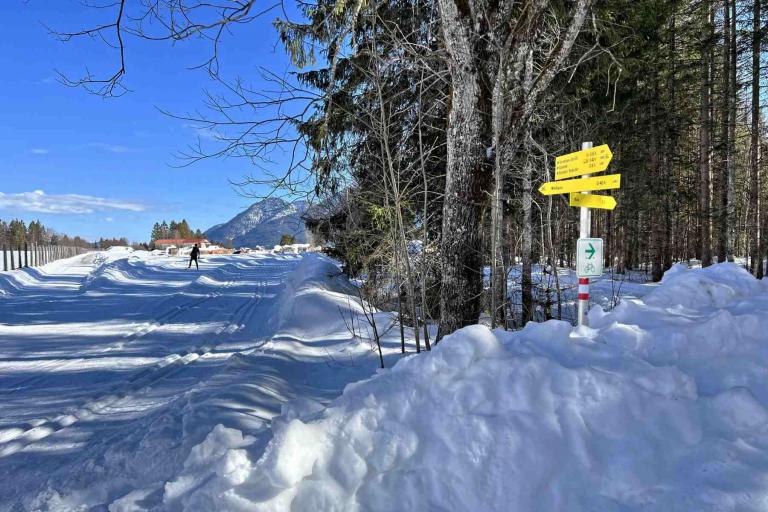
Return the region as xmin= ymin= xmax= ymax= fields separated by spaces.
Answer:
xmin=154 ymin=238 xmax=208 ymax=245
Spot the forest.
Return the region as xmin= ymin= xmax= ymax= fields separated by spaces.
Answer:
xmin=58 ymin=0 xmax=768 ymax=341
xmin=150 ymin=220 xmax=204 ymax=242
xmin=0 ymin=218 xmax=92 ymax=248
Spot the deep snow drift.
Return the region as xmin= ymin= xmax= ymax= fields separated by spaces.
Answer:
xmin=171 ymin=263 xmax=768 ymax=511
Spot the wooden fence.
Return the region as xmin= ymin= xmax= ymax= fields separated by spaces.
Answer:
xmin=1 ymin=243 xmax=90 ymax=272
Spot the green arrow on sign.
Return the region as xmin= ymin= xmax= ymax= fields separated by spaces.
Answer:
xmin=586 ymin=243 xmax=596 ymax=259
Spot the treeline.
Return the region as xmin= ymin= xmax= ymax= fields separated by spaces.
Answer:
xmin=97 ymin=237 xmax=131 ymax=249
xmin=150 ymin=220 xmax=203 ymax=241
xmin=0 ymin=218 xmax=91 ymax=248
xmin=57 ymin=0 xmax=768 ymax=341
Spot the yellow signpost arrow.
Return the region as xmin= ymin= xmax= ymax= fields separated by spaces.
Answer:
xmin=555 ymin=144 xmax=613 ymax=180
xmin=569 ymin=193 xmax=617 ymax=210
xmin=538 ymin=173 xmax=621 ymax=195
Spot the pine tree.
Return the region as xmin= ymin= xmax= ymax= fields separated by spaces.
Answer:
xmin=151 ymin=222 xmax=162 ymax=241
xmin=178 ymin=219 xmax=192 ymax=238
xmin=9 ymin=220 xmax=26 ymax=246
xmin=160 ymin=221 xmax=170 ymax=239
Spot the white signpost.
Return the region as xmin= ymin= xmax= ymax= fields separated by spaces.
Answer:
xmin=542 ymin=141 xmax=619 ymax=327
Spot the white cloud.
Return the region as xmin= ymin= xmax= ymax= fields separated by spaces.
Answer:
xmin=31 ymin=148 xmax=50 ymax=155
xmin=0 ymin=190 xmax=146 ymax=214
xmin=183 ymin=123 xmax=223 ymax=141
xmin=83 ymin=142 xmax=131 ymax=153
xmin=105 ymin=217 xmax=114 ymax=222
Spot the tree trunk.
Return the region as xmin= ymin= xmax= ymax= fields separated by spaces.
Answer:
xmin=727 ymin=0 xmax=737 ymax=262
xmin=664 ymin=13 xmax=677 ymax=272
xmin=521 ymin=141 xmax=534 ymax=324
xmin=750 ymin=0 xmax=761 ymax=276
xmin=650 ymin=72 xmax=664 ymax=282
xmin=490 ymin=73 xmax=506 ymax=329
xmin=436 ymin=0 xmax=492 ymax=339
xmin=717 ymin=0 xmax=732 ymax=263
xmin=699 ymin=1 xmax=713 ymax=268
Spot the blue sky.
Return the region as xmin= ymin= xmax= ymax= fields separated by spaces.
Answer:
xmin=0 ymin=1 xmax=305 ymax=242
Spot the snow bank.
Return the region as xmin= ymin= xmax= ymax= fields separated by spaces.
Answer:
xmin=179 ymin=263 xmax=768 ymax=511
xmin=0 ymin=253 xmax=95 ymax=297
xmin=267 ymin=254 xmax=363 ymax=341
xmin=644 ymin=261 xmax=763 ymax=309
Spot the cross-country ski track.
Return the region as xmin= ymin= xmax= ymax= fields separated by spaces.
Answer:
xmin=0 ymin=249 xmax=407 ymax=510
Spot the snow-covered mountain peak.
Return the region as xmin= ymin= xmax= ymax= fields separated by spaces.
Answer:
xmin=204 ymin=198 xmax=309 ymax=246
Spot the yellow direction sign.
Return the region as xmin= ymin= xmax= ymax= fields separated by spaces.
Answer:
xmin=569 ymin=193 xmax=617 ymax=210
xmin=539 ymin=173 xmax=621 ymax=195
xmin=555 ymin=144 xmax=613 ymax=180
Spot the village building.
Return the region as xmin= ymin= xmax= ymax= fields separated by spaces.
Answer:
xmin=154 ymin=238 xmax=209 ymax=255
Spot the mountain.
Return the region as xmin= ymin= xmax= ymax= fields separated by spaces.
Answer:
xmin=204 ymin=198 xmax=310 ymax=247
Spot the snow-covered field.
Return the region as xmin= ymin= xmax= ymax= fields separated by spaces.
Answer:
xmin=3 ymin=250 xmax=768 ymax=511
xmin=0 ymin=249 xmax=406 ymax=510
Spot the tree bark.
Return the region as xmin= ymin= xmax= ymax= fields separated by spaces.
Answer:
xmin=650 ymin=71 xmax=664 ymax=282
xmin=699 ymin=1 xmax=713 ymax=268
xmin=750 ymin=0 xmax=762 ymax=276
xmin=727 ymin=0 xmax=737 ymax=262
xmin=490 ymin=71 xmax=506 ymax=329
xmin=521 ymin=140 xmax=534 ymax=323
xmin=717 ymin=0 xmax=733 ymax=263
xmin=435 ymin=0 xmax=492 ymax=338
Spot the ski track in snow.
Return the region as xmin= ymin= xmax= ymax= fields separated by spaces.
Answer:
xmin=0 ymin=249 xmax=405 ymax=510
xmin=0 ymin=279 xmax=257 ymax=456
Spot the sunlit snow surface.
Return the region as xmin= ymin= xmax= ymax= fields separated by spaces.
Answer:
xmin=4 ymin=251 xmax=768 ymax=511
xmin=168 ymin=263 xmax=768 ymax=512
xmin=0 ymin=249 xmax=408 ymax=510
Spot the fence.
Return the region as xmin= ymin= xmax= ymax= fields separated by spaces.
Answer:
xmin=1 ymin=243 xmax=90 ymax=272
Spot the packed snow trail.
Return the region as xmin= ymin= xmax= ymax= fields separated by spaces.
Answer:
xmin=0 ymin=249 xmax=405 ymax=510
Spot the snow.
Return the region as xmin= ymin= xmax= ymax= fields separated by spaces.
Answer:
xmin=204 ymin=198 xmax=309 ymax=247
xmin=0 ymin=250 xmax=408 ymax=510
xmin=4 ymin=252 xmax=768 ymax=511
xmin=493 ymin=263 xmax=658 ymax=327
xmin=177 ymin=262 xmax=768 ymax=511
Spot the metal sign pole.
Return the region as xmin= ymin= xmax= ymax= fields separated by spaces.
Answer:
xmin=577 ymin=141 xmax=593 ymax=327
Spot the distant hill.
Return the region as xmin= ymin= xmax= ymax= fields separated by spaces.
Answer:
xmin=204 ymin=198 xmax=309 ymax=247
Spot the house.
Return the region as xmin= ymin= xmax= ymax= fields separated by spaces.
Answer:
xmin=273 ymin=243 xmax=312 ymax=254
xmin=200 ymin=244 xmax=233 ymax=255
xmin=154 ymin=238 xmax=209 ymax=255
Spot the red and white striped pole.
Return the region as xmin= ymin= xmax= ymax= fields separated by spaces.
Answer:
xmin=578 ymin=277 xmax=590 ymax=301
xmin=577 ymin=141 xmax=592 ymax=327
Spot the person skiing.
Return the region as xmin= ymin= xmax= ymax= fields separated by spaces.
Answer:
xmin=188 ymin=243 xmax=200 ymax=269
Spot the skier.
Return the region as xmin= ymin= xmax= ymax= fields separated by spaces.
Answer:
xmin=188 ymin=243 xmax=200 ymax=269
